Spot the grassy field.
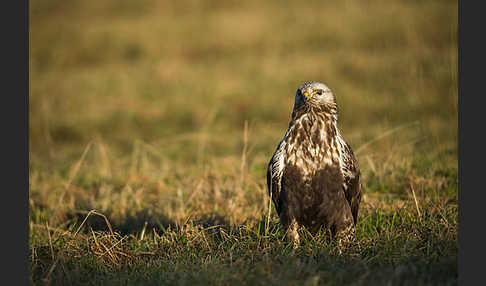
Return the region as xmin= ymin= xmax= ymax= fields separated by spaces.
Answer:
xmin=29 ymin=0 xmax=458 ymax=285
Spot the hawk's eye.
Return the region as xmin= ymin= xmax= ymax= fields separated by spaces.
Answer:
xmin=315 ymin=90 xmax=323 ymax=95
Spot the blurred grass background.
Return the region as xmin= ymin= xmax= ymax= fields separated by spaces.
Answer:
xmin=30 ymin=0 xmax=457 ymax=233
xmin=29 ymin=0 xmax=457 ymax=284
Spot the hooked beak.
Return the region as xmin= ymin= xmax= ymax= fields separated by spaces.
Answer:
xmin=302 ymin=89 xmax=311 ymax=101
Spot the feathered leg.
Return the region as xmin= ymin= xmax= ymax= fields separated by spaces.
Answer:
xmin=281 ymin=210 xmax=300 ymax=248
xmin=287 ymin=218 xmax=300 ymax=248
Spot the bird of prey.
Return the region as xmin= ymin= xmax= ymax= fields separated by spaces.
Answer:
xmin=267 ymin=81 xmax=362 ymax=246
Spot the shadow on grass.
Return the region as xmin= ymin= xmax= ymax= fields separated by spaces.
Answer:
xmin=33 ymin=207 xmax=457 ymax=286
xmin=33 ymin=246 xmax=457 ymax=286
xmin=64 ymin=208 xmax=175 ymax=236
xmin=64 ymin=208 xmax=243 ymax=237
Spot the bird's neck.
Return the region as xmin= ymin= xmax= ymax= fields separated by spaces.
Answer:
xmin=291 ymin=104 xmax=338 ymax=133
xmin=292 ymin=103 xmax=337 ymax=122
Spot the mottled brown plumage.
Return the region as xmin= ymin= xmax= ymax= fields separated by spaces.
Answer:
xmin=267 ymin=81 xmax=362 ymax=246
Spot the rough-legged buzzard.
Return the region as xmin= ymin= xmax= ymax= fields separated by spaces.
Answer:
xmin=267 ymin=81 xmax=363 ymax=246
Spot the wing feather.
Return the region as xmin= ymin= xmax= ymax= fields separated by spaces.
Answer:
xmin=267 ymin=136 xmax=288 ymax=215
xmin=338 ymin=138 xmax=363 ymax=225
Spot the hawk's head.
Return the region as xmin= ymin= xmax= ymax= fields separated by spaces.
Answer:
xmin=295 ymin=81 xmax=336 ymax=108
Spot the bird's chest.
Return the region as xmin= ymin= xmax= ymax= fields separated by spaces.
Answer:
xmin=284 ymin=119 xmax=341 ymax=179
